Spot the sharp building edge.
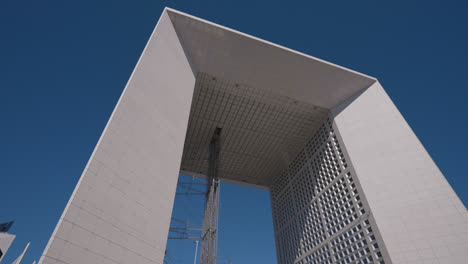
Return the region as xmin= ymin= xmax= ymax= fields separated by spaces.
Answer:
xmin=38 ymin=8 xmax=468 ymax=264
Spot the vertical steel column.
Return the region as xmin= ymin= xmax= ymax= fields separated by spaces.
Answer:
xmin=200 ymin=127 xmax=221 ymax=264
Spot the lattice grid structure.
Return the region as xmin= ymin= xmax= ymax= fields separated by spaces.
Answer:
xmin=181 ymin=72 xmax=329 ymax=186
xmin=271 ymin=117 xmax=386 ymax=264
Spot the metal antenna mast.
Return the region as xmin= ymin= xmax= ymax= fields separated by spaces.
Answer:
xmin=200 ymin=127 xmax=222 ymax=264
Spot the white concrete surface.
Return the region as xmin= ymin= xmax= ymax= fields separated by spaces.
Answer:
xmin=166 ymin=8 xmax=375 ymax=110
xmin=39 ymin=10 xmax=195 ymax=264
xmin=332 ymin=81 xmax=468 ymax=263
xmin=270 ymin=117 xmax=390 ymax=264
xmin=38 ymin=7 xmax=468 ymax=264
xmin=0 ymin=232 xmax=16 ymax=262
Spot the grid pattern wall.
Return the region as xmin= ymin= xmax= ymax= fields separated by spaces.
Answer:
xmin=181 ymin=73 xmax=329 ymax=186
xmin=271 ymin=117 xmax=386 ymax=264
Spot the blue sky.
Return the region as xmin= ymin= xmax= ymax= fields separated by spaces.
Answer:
xmin=1 ymin=0 xmax=467 ymax=263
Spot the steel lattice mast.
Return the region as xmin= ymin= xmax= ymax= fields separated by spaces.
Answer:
xmin=200 ymin=128 xmax=221 ymax=264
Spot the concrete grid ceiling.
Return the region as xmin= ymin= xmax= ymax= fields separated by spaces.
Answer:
xmin=38 ymin=7 xmax=468 ymax=264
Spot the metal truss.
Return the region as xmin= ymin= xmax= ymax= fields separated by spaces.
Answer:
xmin=200 ymin=127 xmax=221 ymax=264
xmin=167 ymin=128 xmax=222 ymax=264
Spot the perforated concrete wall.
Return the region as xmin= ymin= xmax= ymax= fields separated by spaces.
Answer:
xmin=332 ymin=82 xmax=468 ymax=263
xmin=270 ymin=117 xmax=390 ymax=264
xmin=37 ymin=8 xmax=468 ymax=264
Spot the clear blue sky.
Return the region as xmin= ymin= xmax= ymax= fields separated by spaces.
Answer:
xmin=1 ymin=0 xmax=467 ymax=263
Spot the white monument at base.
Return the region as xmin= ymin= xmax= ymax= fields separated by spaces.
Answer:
xmin=38 ymin=8 xmax=468 ymax=264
